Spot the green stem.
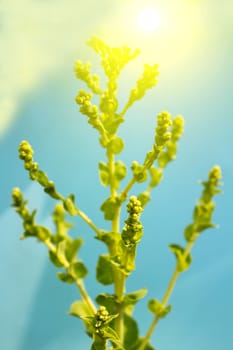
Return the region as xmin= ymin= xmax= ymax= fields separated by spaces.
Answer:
xmin=112 ymin=221 xmax=125 ymax=343
xmin=107 ymin=147 xmax=125 ymax=344
xmin=76 ymin=207 xmax=102 ymax=237
xmin=114 ymin=270 xmax=125 ymax=344
xmin=138 ymin=239 xmax=195 ymax=350
xmin=76 ymin=279 xmax=97 ymax=315
xmin=44 ymin=239 xmax=96 ymax=315
xmin=108 ymin=150 xmax=116 ymax=200
xmin=119 ymin=158 xmax=158 ymax=204
xmin=119 ymin=177 xmax=136 ymax=202
xmin=119 ymin=102 xmax=130 ymax=119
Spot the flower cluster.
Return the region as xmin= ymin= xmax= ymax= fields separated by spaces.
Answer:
xmin=18 ymin=140 xmax=62 ymax=200
xmin=87 ymin=36 xmax=140 ymax=80
xmin=158 ymin=115 xmax=184 ymax=168
xmin=122 ymin=196 xmax=144 ymax=246
xmin=74 ymin=60 xmax=101 ymax=94
xmin=12 ymin=187 xmax=51 ymax=242
xmin=75 ymin=90 xmax=99 ymax=119
xmin=94 ymin=306 xmax=110 ymax=334
xmin=127 ymin=63 xmax=159 ymax=108
xmin=155 ymin=111 xmax=172 ymax=147
xmin=75 ymin=89 xmax=108 ymax=137
xmin=184 ymin=165 xmax=222 ymax=242
xmin=18 ymin=140 xmax=35 ymax=170
xmin=143 ymin=111 xmax=172 ymax=170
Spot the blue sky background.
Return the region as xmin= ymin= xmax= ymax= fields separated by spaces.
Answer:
xmin=0 ymin=1 xmax=233 ymax=349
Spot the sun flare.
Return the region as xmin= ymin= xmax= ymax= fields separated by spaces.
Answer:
xmin=138 ymin=8 xmax=161 ymax=33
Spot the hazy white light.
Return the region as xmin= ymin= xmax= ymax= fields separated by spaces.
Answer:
xmin=138 ymin=8 xmax=161 ymax=32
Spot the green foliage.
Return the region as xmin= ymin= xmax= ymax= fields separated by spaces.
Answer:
xmin=96 ymin=255 xmax=114 ymax=285
xmin=148 ymin=299 xmax=172 ymax=318
xmin=184 ymin=165 xmax=222 ymax=242
xmin=100 ymin=197 xmax=121 ymax=221
xmin=123 ymin=289 xmax=147 ymax=308
xmin=169 ymin=244 xmax=192 ymax=272
xmin=12 ymin=37 xmax=223 ymax=350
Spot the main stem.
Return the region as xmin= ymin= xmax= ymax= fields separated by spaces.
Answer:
xmin=108 ymin=149 xmax=125 ymax=344
xmin=138 ymin=240 xmax=195 ymax=350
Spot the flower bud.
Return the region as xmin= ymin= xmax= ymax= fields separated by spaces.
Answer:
xmin=12 ymin=187 xmax=23 ymax=205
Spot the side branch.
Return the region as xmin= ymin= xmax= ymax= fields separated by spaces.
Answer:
xmin=139 ymin=240 xmax=195 ymax=350
xmin=44 ymin=239 xmax=97 ymax=315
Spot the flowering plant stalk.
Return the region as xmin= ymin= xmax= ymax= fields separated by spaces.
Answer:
xmin=12 ymin=37 xmax=222 ymax=350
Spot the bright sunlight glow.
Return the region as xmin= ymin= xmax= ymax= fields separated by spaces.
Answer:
xmin=138 ymin=8 xmax=161 ymax=32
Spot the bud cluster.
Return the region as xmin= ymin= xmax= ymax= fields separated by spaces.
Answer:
xmin=12 ymin=187 xmax=30 ymax=221
xmin=171 ymin=116 xmax=184 ymax=142
xmin=126 ymin=64 xmax=159 ymax=111
xmin=18 ymin=141 xmax=62 ymax=200
xmin=158 ymin=115 xmax=184 ymax=168
xmin=184 ymin=166 xmax=222 ymax=242
xmin=155 ymin=111 xmax=172 ymax=147
xmin=12 ymin=187 xmax=23 ymax=207
xmin=74 ymin=60 xmax=101 ymax=94
xmin=201 ymin=166 xmax=222 ymax=202
xmin=18 ymin=140 xmax=35 ymax=170
xmin=75 ymin=90 xmax=99 ymax=119
xmin=75 ymin=89 xmax=106 ymax=134
xmin=87 ymin=36 xmax=140 ymax=80
xmin=94 ymin=306 xmax=109 ymax=334
xmin=122 ymin=196 xmax=144 ymax=246
xmin=11 ymin=187 xmax=51 ymax=242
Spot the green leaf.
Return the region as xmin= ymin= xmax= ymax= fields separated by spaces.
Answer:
xmin=20 ymin=228 xmax=37 ymax=239
xmin=57 ymin=271 xmax=75 ymax=283
xmin=101 ymin=114 xmax=125 ymax=134
xmin=148 ymin=299 xmax=172 ymax=318
xmin=123 ymin=288 xmax=147 ymax=307
xmin=108 ymin=137 xmax=124 ymax=154
xmin=169 ymin=244 xmax=192 ymax=272
xmin=69 ymin=261 xmax=88 ymax=279
xmin=98 ymin=162 xmax=110 ymax=186
xmin=95 ymin=293 xmax=118 ymax=314
xmin=48 ymin=250 xmax=64 ymax=267
xmin=102 ymin=326 xmax=123 ymax=349
xmin=103 ymin=313 xmax=119 ymax=325
xmin=184 ymin=224 xmax=196 ymax=242
xmin=69 ymin=300 xmax=94 ymax=318
xmin=63 ymin=194 xmax=77 ymax=216
xmin=131 ymin=161 xmax=148 ymax=183
xmin=149 ymin=167 xmax=163 ymax=188
xmin=65 ymin=238 xmax=83 ymax=262
xmin=56 ymin=238 xmax=83 ymax=266
xmin=35 ymin=169 xmax=49 ymax=187
xmin=123 ymin=314 xmax=139 ymax=350
xmin=196 ymin=222 xmax=216 ymax=233
xmin=114 ymin=161 xmax=127 ymax=184
xmin=137 ymin=191 xmax=151 ymax=207
xmin=57 ymin=240 xmax=68 ymax=265
xmin=91 ymin=340 xmax=106 ymax=350
xmin=121 ymin=244 xmax=137 ymax=274
xmin=35 ymin=226 xmax=51 ymax=242
xmin=100 ymin=197 xmax=120 ymax=221
xmin=95 ymin=231 xmax=120 ymax=251
xmin=69 ymin=300 xmax=94 ymax=337
xmin=44 ymin=181 xmax=62 ymax=199
xmin=96 ymin=255 xmax=114 ymax=285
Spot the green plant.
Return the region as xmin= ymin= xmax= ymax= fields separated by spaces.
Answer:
xmin=12 ymin=37 xmax=222 ymax=350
